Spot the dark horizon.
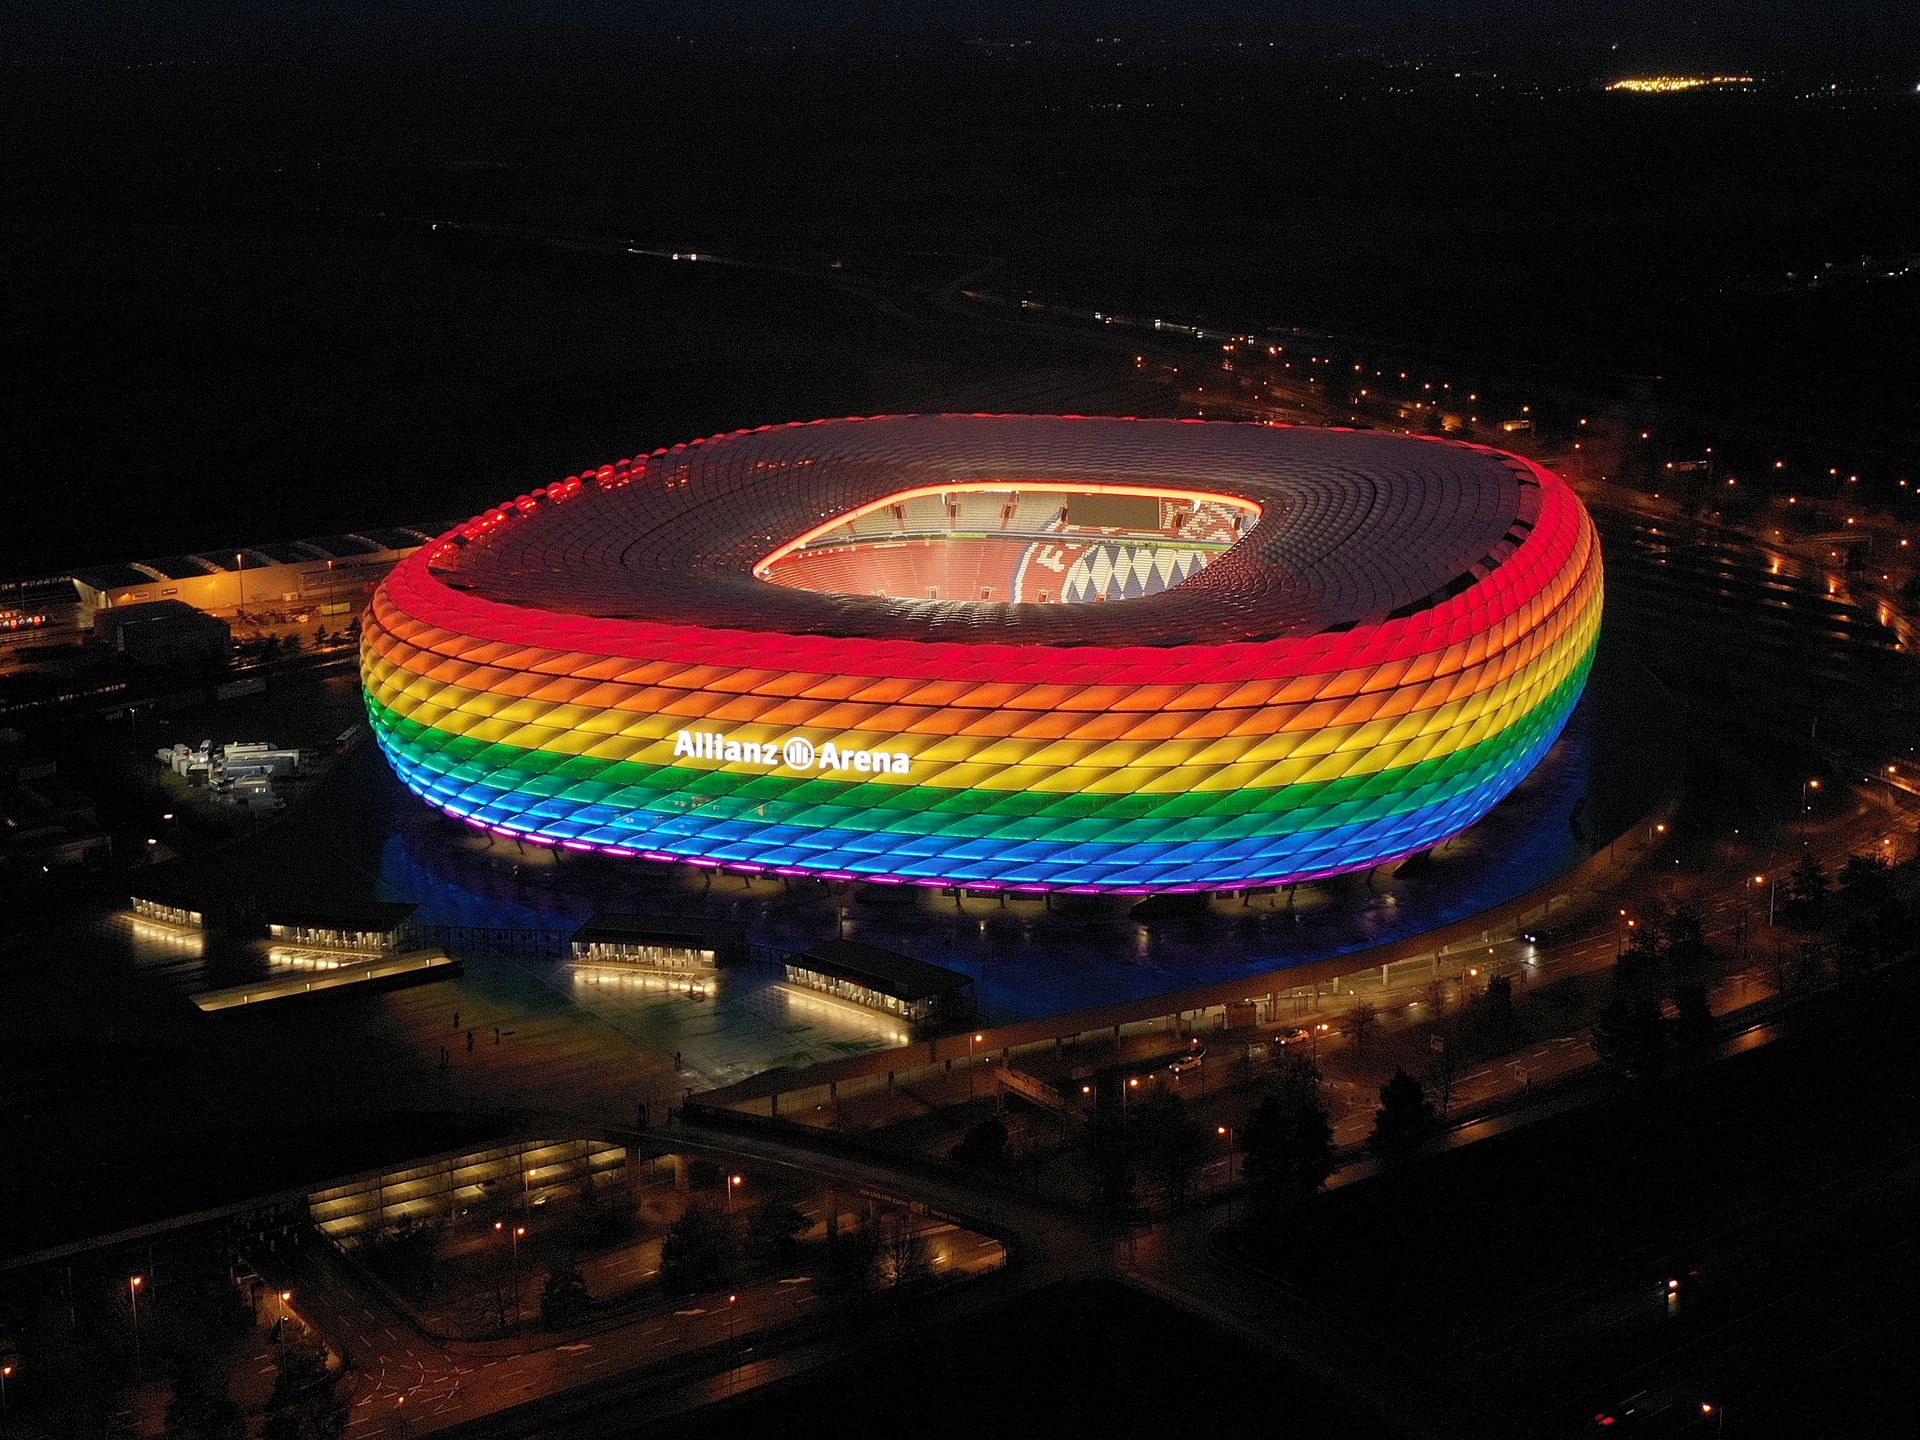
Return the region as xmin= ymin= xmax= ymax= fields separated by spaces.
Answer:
xmin=6 ymin=0 xmax=1920 ymax=65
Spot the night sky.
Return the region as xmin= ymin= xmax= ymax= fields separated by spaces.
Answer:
xmin=6 ymin=1 xmax=1917 ymax=63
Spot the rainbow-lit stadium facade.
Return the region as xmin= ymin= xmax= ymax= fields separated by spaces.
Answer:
xmin=362 ymin=415 xmax=1601 ymax=893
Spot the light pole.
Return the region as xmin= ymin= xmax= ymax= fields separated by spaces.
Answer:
xmin=128 ymin=1275 xmax=144 ymax=1369
xmin=1216 ymin=1124 xmax=1236 ymax=1221
xmin=235 ymin=553 xmax=246 ymax=615
xmin=1701 ymin=1401 xmax=1724 ymax=1436
xmin=2 ymin=1361 xmax=14 ymax=1413
xmin=508 ymin=1225 xmax=527 ymax=1329
xmin=967 ymin=1032 xmax=983 ymax=1100
xmin=726 ymin=1292 xmax=738 ymax=1395
xmin=726 ymin=1173 xmax=743 ymax=1217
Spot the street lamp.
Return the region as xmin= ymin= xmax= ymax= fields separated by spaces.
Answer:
xmin=1213 ymin=1123 xmax=1239 ymax=1223
xmin=128 ymin=1275 xmax=144 ymax=1368
xmin=2 ymin=1362 xmax=14 ymax=1413
xmin=967 ymin=1032 xmax=983 ymax=1099
xmin=1701 ymin=1402 xmax=1724 ymax=1436
xmin=726 ymin=1291 xmax=739 ymax=1391
xmin=494 ymin=1220 xmax=526 ymax=1263
xmin=727 ymin=1173 xmax=744 ymax=1216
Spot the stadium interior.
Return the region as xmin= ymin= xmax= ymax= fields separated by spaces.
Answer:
xmin=759 ymin=485 xmax=1258 ymax=605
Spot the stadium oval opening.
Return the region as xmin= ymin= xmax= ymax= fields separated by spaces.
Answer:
xmin=754 ymin=481 xmax=1263 ymax=606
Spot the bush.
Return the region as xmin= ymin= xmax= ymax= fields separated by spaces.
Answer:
xmin=540 ymin=1249 xmax=592 ymax=1328
xmin=951 ymin=1116 xmax=1014 ymax=1171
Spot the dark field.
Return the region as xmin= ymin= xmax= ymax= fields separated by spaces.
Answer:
xmin=659 ymin=1277 xmax=1396 ymax=1440
xmin=1230 ymin=974 xmax=1920 ymax=1437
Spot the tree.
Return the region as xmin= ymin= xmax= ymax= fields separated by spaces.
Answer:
xmin=1346 ymin=1001 xmax=1378 ymax=1054
xmin=1837 ymin=852 xmax=1895 ymax=914
xmin=744 ymin=1201 xmax=810 ymax=1267
xmin=1135 ymin=1092 xmax=1209 ymax=1212
xmin=1593 ymin=992 xmax=1666 ymax=1077
xmin=1427 ymin=1039 xmax=1461 ymax=1119
xmin=1369 ymin=1069 xmax=1434 ymax=1160
xmin=659 ymin=1205 xmax=735 ymax=1296
xmin=1541 ymin=973 xmax=1586 ymax=1027
xmin=950 ymin=1116 xmax=1014 ymax=1171
xmin=1671 ymin=982 xmax=1714 ymax=1048
xmin=825 ymin=1213 xmax=881 ymax=1298
xmin=1083 ymin=1103 xmax=1138 ymax=1230
xmin=1836 ymin=864 xmax=1909 ymax=972
xmin=879 ymin=1213 xmax=934 ymax=1293
xmin=1478 ymin=973 xmax=1515 ymax=1039
xmin=540 ymin=1249 xmax=591 ymax=1329
xmin=480 ymin=1250 xmax=519 ymax=1337
xmin=262 ymin=1347 xmax=348 ymax=1440
xmin=1240 ymin=1056 xmax=1337 ymax=1211
xmin=1781 ymin=853 xmax=1828 ymax=928
xmin=1658 ymin=905 xmax=1712 ymax=981
xmin=164 ymin=1349 xmax=245 ymax=1440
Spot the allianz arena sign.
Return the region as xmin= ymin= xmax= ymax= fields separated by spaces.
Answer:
xmin=673 ymin=727 xmax=915 ymax=777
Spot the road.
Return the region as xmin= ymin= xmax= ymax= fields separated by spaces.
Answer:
xmin=276 ymin=1127 xmax=1028 ymax=1440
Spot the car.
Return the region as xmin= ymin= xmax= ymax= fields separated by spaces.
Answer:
xmin=1277 ymin=1027 xmax=1313 ymax=1046
xmin=1168 ymin=1043 xmax=1207 ymax=1075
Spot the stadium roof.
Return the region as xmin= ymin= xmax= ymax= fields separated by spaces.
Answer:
xmin=426 ymin=415 xmax=1542 ymax=646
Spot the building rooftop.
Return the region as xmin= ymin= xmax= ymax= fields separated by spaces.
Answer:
xmin=70 ymin=563 xmax=158 ymax=591
xmin=301 ymin=534 xmax=382 ymax=558
xmin=572 ymin=912 xmax=745 ymax=950
xmin=95 ymin=599 xmax=229 ymax=633
xmin=265 ymin=899 xmax=419 ymax=930
xmin=788 ymin=938 xmax=972 ymax=1000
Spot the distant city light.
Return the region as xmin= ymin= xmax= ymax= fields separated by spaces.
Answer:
xmin=1606 ymin=75 xmax=1754 ymax=94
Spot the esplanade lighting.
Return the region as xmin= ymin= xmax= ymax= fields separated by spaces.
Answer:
xmin=362 ymin=415 xmax=1601 ymax=893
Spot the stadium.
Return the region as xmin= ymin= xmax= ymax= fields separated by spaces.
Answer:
xmin=361 ymin=414 xmax=1602 ymax=893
